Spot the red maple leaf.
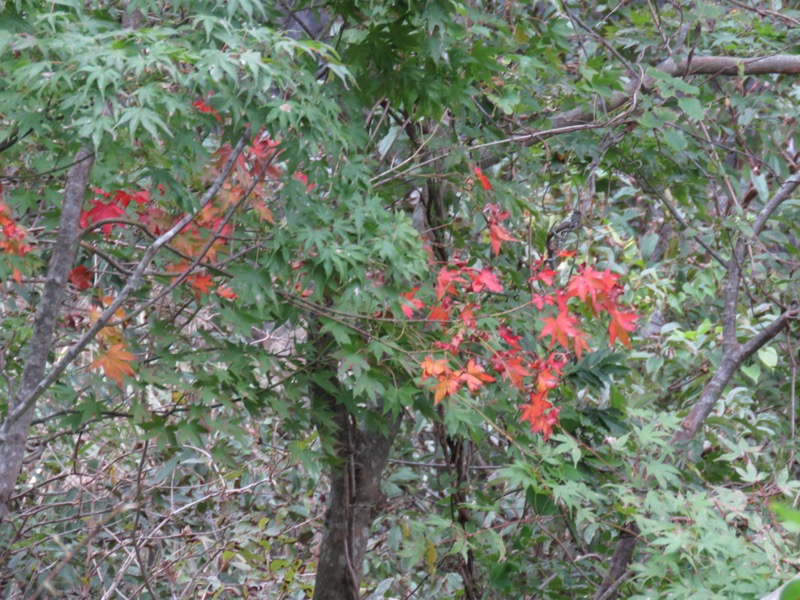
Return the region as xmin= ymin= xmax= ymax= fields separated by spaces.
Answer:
xmin=436 ymin=267 xmax=466 ymax=300
xmin=80 ymin=199 xmax=127 ymax=237
xmin=428 ymin=303 xmax=450 ymax=328
xmin=488 ymin=223 xmax=519 ymax=256
xmin=537 ymin=369 xmax=559 ymax=392
xmin=567 ymin=266 xmax=619 ymax=310
xmin=608 ymin=309 xmax=639 ymax=348
xmin=460 ymin=359 xmax=495 ymax=392
xmin=491 ymin=351 xmax=531 ymax=388
xmin=460 ymin=303 xmax=478 ymax=328
xmin=498 ymin=325 xmax=522 ymax=349
xmin=400 ymin=287 xmax=425 ymax=318
xmin=470 ymin=267 xmax=503 ymax=293
xmin=69 ymin=265 xmax=93 ymax=291
xmin=473 ymin=166 xmax=492 ymax=191
xmin=531 ymin=269 xmax=558 ymax=286
xmin=539 ymin=310 xmax=581 ymax=351
xmin=520 ymin=391 xmax=561 ymax=441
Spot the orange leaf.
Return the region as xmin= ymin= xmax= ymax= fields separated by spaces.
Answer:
xmin=520 ymin=391 xmax=561 ymax=441
xmin=608 ymin=310 xmax=639 ymax=348
xmin=91 ymin=343 xmax=136 ymax=386
xmin=421 ymin=356 xmax=449 ymax=381
xmin=188 ymin=273 xmax=214 ymax=296
xmin=428 ymin=304 xmax=450 ymax=326
xmin=460 ymin=359 xmax=495 ymax=392
xmin=537 ymin=369 xmax=559 ymax=392
xmin=216 ymin=285 xmax=238 ymax=300
xmin=433 ymin=371 xmax=462 ymax=404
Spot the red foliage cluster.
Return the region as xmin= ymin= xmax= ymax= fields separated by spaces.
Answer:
xmin=412 ymin=168 xmax=639 ymax=442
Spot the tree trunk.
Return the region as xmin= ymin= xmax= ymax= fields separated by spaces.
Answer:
xmin=310 ymin=331 xmax=401 ymax=600
xmin=0 ymin=147 xmax=94 ymax=522
xmin=313 ymin=412 xmax=400 ymax=600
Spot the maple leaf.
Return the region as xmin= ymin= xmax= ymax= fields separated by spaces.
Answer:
xmin=608 ymin=309 xmax=639 ymax=348
xmin=251 ymin=200 xmax=275 ymax=223
xmin=428 ymin=304 xmax=450 ymax=327
xmin=520 ymin=391 xmax=561 ymax=441
xmin=421 ymin=356 xmax=449 ymax=381
xmin=539 ymin=310 xmax=580 ymax=351
xmin=532 ymin=269 xmax=557 ymax=286
xmin=537 ymin=369 xmax=560 ymax=392
xmin=488 ymin=223 xmax=519 ymax=256
xmin=400 ymin=287 xmax=425 ymax=318
xmin=436 ymin=267 xmax=466 ymax=300
xmin=91 ymin=343 xmax=136 ymax=386
xmin=188 ymin=273 xmax=214 ymax=296
xmin=172 ymin=229 xmax=203 ymax=257
xmin=572 ymin=331 xmax=590 ymax=361
xmin=216 ymin=285 xmax=238 ymax=300
xmin=473 ymin=166 xmax=492 ymax=191
xmin=470 ymin=267 xmax=503 ymax=294
xmin=80 ymin=199 xmax=127 ymax=237
xmin=460 ymin=359 xmax=495 ymax=392
xmin=460 ymin=303 xmax=477 ymax=328
xmin=293 ymin=172 xmax=315 ymax=191
xmin=433 ymin=371 xmax=462 ymax=404
xmin=491 ymin=351 xmax=530 ymax=388
xmin=433 ymin=330 xmax=464 ymax=354
xmin=498 ymin=325 xmax=521 ymax=349
xmin=69 ymin=265 xmax=93 ymax=291
xmin=567 ymin=266 xmax=619 ymax=310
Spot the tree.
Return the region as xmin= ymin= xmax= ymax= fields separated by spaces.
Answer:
xmin=2 ymin=0 xmax=800 ymax=598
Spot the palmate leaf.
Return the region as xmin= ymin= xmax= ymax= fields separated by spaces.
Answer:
xmin=90 ymin=343 xmax=136 ymax=386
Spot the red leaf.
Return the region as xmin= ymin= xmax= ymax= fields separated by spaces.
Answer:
xmin=473 ymin=166 xmax=492 ymax=191
xmin=428 ymin=304 xmax=450 ymax=326
xmin=491 ymin=351 xmax=530 ymax=388
xmin=488 ymin=223 xmax=519 ymax=256
xmin=69 ymin=265 xmax=93 ymax=291
xmin=567 ymin=266 xmax=619 ymax=310
xmin=539 ymin=310 xmax=580 ymax=351
xmin=470 ymin=267 xmax=503 ymax=293
xmin=460 ymin=359 xmax=495 ymax=392
xmin=520 ymin=391 xmax=561 ymax=441
xmin=498 ymin=325 xmax=521 ymax=349
xmin=400 ymin=287 xmax=425 ymax=318
xmin=436 ymin=267 xmax=466 ymax=300
xmin=188 ymin=273 xmax=214 ymax=296
xmin=80 ymin=199 xmax=127 ymax=237
xmin=460 ymin=303 xmax=478 ymax=328
xmin=608 ymin=309 xmax=639 ymax=348
xmin=537 ymin=369 xmax=559 ymax=392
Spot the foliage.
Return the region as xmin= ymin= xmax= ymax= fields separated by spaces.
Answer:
xmin=1 ymin=0 xmax=800 ymax=598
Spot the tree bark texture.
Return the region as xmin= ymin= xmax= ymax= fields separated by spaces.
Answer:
xmin=0 ymin=147 xmax=94 ymax=522
xmin=310 ymin=331 xmax=401 ymax=600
